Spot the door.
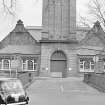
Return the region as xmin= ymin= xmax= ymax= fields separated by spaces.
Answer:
xmin=50 ymin=51 xmax=67 ymax=77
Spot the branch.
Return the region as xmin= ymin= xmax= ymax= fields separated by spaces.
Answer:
xmin=88 ymin=0 xmax=105 ymax=26
xmin=78 ymin=16 xmax=93 ymax=28
xmin=2 ymin=0 xmax=16 ymax=16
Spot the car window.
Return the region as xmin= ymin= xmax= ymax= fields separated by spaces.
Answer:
xmin=1 ymin=80 xmax=25 ymax=95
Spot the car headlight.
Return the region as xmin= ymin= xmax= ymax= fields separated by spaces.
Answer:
xmin=7 ymin=95 xmax=15 ymax=104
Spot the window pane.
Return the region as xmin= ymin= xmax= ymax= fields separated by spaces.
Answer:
xmin=0 ymin=62 xmax=2 ymax=69
xmin=84 ymin=61 xmax=90 ymax=69
xmin=80 ymin=65 xmax=83 ymax=69
xmin=28 ymin=60 xmax=33 ymax=70
xmin=23 ymin=64 xmax=26 ymax=70
xmin=34 ymin=59 xmax=37 ymax=63
xmin=91 ymin=65 xmax=94 ymax=70
xmin=3 ymin=60 xmax=9 ymax=69
xmin=34 ymin=63 xmax=37 ymax=70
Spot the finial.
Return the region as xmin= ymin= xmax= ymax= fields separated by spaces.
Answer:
xmin=17 ymin=19 xmax=23 ymax=24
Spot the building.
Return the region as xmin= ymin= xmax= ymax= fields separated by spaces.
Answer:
xmin=40 ymin=0 xmax=78 ymax=77
xmin=0 ymin=20 xmax=40 ymax=77
xmin=0 ymin=0 xmax=105 ymax=78
xmin=39 ymin=0 xmax=105 ymax=77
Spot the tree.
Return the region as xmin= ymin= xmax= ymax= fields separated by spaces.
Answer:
xmin=1 ymin=0 xmax=17 ymax=16
xmin=88 ymin=0 xmax=105 ymax=26
xmin=79 ymin=0 xmax=105 ymax=27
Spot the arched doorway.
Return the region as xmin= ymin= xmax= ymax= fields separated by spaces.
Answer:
xmin=50 ymin=51 xmax=67 ymax=78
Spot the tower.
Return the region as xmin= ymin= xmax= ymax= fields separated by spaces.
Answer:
xmin=40 ymin=0 xmax=78 ymax=77
xmin=42 ymin=0 xmax=76 ymax=40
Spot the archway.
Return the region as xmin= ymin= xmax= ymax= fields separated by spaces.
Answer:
xmin=50 ymin=51 xmax=67 ymax=78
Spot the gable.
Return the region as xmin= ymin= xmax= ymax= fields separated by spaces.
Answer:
xmin=2 ymin=32 xmax=37 ymax=46
xmin=1 ymin=20 xmax=40 ymax=48
xmin=80 ymin=21 xmax=105 ymax=48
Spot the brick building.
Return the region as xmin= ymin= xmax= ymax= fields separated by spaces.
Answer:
xmin=0 ymin=0 xmax=105 ymax=78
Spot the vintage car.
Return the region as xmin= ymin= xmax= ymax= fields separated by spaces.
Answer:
xmin=0 ymin=78 xmax=29 ymax=105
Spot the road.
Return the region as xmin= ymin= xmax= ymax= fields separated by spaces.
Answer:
xmin=27 ymin=77 xmax=105 ymax=105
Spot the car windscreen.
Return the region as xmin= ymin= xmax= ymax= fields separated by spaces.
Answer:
xmin=1 ymin=80 xmax=25 ymax=95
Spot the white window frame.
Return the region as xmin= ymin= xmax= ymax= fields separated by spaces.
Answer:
xmin=22 ymin=59 xmax=27 ymax=71
xmin=79 ymin=60 xmax=84 ymax=72
xmin=27 ymin=60 xmax=34 ymax=71
xmin=90 ymin=61 xmax=94 ymax=72
xmin=79 ymin=58 xmax=95 ymax=72
xmin=22 ymin=59 xmax=37 ymax=71
xmin=0 ymin=59 xmax=11 ymax=71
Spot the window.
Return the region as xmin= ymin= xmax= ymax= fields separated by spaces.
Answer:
xmin=79 ymin=59 xmax=84 ymax=71
xmin=103 ymin=60 xmax=105 ymax=71
xmin=28 ymin=60 xmax=33 ymax=70
xmin=22 ymin=58 xmax=37 ymax=71
xmin=0 ymin=59 xmax=2 ymax=69
xmin=3 ymin=59 xmax=10 ymax=70
xmin=79 ymin=57 xmax=95 ymax=72
xmin=84 ymin=61 xmax=90 ymax=70
xmin=0 ymin=59 xmax=11 ymax=70
xmin=22 ymin=59 xmax=27 ymax=70
xmin=90 ymin=61 xmax=94 ymax=70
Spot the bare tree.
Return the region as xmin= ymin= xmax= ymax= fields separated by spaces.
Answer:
xmin=88 ymin=0 xmax=105 ymax=26
xmin=79 ymin=0 xmax=105 ymax=27
xmin=1 ymin=0 xmax=17 ymax=16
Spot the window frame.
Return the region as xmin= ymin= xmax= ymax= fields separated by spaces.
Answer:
xmin=0 ymin=59 xmax=11 ymax=71
xmin=79 ymin=57 xmax=95 ymax=72
xmin=22 ymin=58 xmax=37 ymax=71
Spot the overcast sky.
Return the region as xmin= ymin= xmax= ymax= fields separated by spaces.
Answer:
xmin=0 ymin=0 xmax=90 ymax=41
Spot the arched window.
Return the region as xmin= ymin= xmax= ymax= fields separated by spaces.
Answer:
xmin=28 ymin=60 xmax=33 ymax=70
xmin=22 ymin=58 xmax=37 ymax=71
xmin=3 ymin=59 xmax=10 ymax=70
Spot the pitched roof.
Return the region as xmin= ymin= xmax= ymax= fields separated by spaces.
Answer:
xmin=1 ymin=20 xmax=38 ymax=48
xmin=0 ymin=45 xmax=40 ymax=55
xmin=26 ymin=26 xmax=42 ymax=41
xmin=80 ymin=21 xmax=105 ymax=45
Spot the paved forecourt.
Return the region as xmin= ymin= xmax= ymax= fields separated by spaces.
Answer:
xmin=27 ymin=77 xmax=105 ymax=105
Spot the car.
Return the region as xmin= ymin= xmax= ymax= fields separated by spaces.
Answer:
xmin=0 ymin=78 xmax=29 ymax=105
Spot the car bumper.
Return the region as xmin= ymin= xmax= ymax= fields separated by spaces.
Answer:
xmin=1 ymin=101 xmax=27 ymax=105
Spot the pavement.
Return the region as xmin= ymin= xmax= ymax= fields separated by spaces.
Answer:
xmin=27 ymin=77 xmax=105 ymax=105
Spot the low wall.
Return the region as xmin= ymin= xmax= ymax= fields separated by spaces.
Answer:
xmin=0 ymin=70 xmax=39 ymax=89
xmin=18 ymin=71 xmax=38 ymax=89
xmin=84 ymin=73 xmax=105 ymax=92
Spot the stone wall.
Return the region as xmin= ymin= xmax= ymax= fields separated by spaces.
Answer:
xmin=42 ymin=0 xmax=76 ymax=40
xmin=18 ymin=71 xmax=37 ymax=89
xmin=84 ymin=73 xmax=105 ymax=92
xmin=40 ymin=43 xmax=79 ymax=77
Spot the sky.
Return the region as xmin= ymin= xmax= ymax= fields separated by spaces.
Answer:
xmin=0 ymin=0 xmax=90 ymax=41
